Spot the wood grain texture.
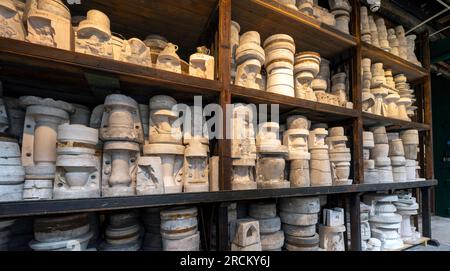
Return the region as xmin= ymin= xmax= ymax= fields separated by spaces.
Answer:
xmin=361 ymin=42 xmax=428 ymax=81
xmin=232 ymin=0 xmax=356 ymax=58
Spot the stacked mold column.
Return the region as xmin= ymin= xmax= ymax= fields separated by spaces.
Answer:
xmin=283 ymin=115 xmax=311 ymax=187
xmin=20 ymin=96 xmax=74 ymax=200
xmin=100 ymin=94 xmax=143 ymax=197
xmin=143 ymin=96 xmax=184 ymax=194
xmin=279 ymin=197 xmax=320 ymax=251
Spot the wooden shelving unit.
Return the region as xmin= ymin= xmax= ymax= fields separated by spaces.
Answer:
xmin=361 ymin=42 xmax=429 ymax=82
xmin=0 ymin=180 xmax=436 ymax=219
xmin=0 ymin=0 xmax=437 ymax=252
xmin=362 ymin=112 xmax=431 ymax=131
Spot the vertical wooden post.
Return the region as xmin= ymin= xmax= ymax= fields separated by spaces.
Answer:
xmin=351 ymin=0 xmax=363 ymax=184
xmin=421 ymin=32 xmax=434 ymax=181
xmin=349 ymin=193 xmax=362 ymax=251
xmin=421 ymin=187 xmax=432 ymax=238
xmin=218 ymin=0 xmax=232 ymax=191
xmin=420 ymin=32 xmax=435 ymax=234
xmin=216 ymin=203 xmax=230 ymax=251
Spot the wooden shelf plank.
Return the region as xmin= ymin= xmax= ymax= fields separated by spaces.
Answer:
xmin=231 ymin=85 xmax=359 ymax=122
xmin=0 ymin=38 xmax=221 ymax=105
xmin=0 ymin=180 xmax=437 ymax=218
xmin=385 ymin=237 xmax=430 ymax=251
xmin=69 ymin=0 xmax=218 ymax=60
xmin=361 ymin=42 xmax=428 ymax=82
xmin=362 ymin=112 xmax=431 ymax=131
xmin=232 ymin=0 xmax=357 ymax=59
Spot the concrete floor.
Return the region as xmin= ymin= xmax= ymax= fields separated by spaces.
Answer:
xmin=407 ymin=216 xmax=450 ymax=251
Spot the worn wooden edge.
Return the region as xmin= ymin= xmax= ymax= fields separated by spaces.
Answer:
xmin=362 ymin=112 xmax=431 ymax=131
xmin=253 ymin=0 xmax=357 ymax=46
xmin=0 ymin=180 xmax=437 ymax=218
xmin=361 ymin=42 xmax=428 ymax=81
xmin=385 ymin=237 xmax=430 ymax=251
xmin=231 ymin=85 xmax=359 ymax=118
xmin=0 ymin=37 xmax=222 ymax=94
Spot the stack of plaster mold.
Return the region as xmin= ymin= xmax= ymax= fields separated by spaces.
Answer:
xmin=395 ymin=74 xmax=416 ymax=121
xmin=53 ymin=124 xmax=100 ymax=199
xmin=231 ymin=104 xmax=257 ymax=190
xmin=383 ymin=69 xmax=407 ymax=120
xmin=364 ymin=193 xmax=403 ymax=250
xmin=256 ymin=122 xmax=289 ymax=189
xmin=100 ymin=211 xmax=142 ymax=251
xmin=368 ymin=16 xmax=380 ymax=47
xmin=370 ymin=62 xmax=390 ymax=116
xmin=234 ymin=31 xmax=265 ymax=90
xmin=29 ymin=213 xmax=94 ymax=251
xmin=0 ymin=137 xmax=25 ymax=201
xmin=143 ymin=95 xmax=184 ymax=194
xmin=328 ymin=0 xmax=352 ymax=35
xmin=74 ymin=10 xmax=113 ymax=59
xmin=293 ymin=0 xmax=335 ymax=26
xmin=296 ymin=0 xmax=313 ymax=14
xmin=360 ymin=7 xmax=371 ymax=43
xmin=388 ymin=133 xmax=407 ymax=182
xmin=363 ymin=131 xmax=378 ymax=184
xmin=142 ymin=208 xmax=162 ymax=251
xmin=189 ymin=46 xmax=214 ymax=80
xmin=406 ymin=34 xmax=421 ymax=67
xmin=375 ymin=18 xmax=390 ymax=52
xmin=387 ymin=28 xmax=400 ymax=56
xmin=100 ymin=94 xmax=144 ymax=197
xmin=24 ymin=0 xmax=73 ymax=51
xmin=283 ymin=115 xmax=311 ymax=187
xmin=0 ymin=0 xmax=26 ymax=41
xmin=327 ymin=127 xmax=352 ymax=186
xmin=276 ymin=0 xmax=297 ymax=10
xmin=182 ymin=105 xmax=209 ymax=192
xmin=400 ymin=129 xmax=420 ymax=181
xmin=231 ymin=218 xmax=262 ymax=251
xmin=294 ymin=51 xmax=320 ymax=101
xmin=263 ymin=34 xmax=295 ymax=97
xmin=230 ymin=21 xmax=240 ymax=83
xmin=279 ymin=197 xmax=320 ymax=251
xmin=312 ymin=58 xmax=340 ymax=106
xmin=309 ymin=124 xmax=332 ymax=187
xmin=319 ymin=208 xmax=346 ymax=251
xmin=144 ymin=34 xmax=168 ymax=64
xmin=312 ymin=2 xmax=336 ymax=27
xmin=360 ymin=203 xmax=373 ymax=251
xmin=395 ymin=26 xmax=408 ymax=60
xmin=249 ymin=202 xmax=284 ymax=251
xmin=360 ymin=202 xmax=381 ymax=251
xmin=394 ymin=192 xmax=421 ymax=244
xmin=161 ymin=207 xmax=200 ymax=251
xmin=370 ymin=126 xmax=393 ymax=183
xmin=110 ymin=34 xmax=125 ymax=61
xmin=361 ymin=58 xmax=375 ymax=113
xmin=120 ymin=38 xmax=153 ymax=67
xmin=331 ymin=72 xmax=352 ymax=109
xmin=19 ymin=96 xmax=74 ymax=200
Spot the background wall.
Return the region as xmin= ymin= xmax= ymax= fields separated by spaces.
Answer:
xmin=432 ymin=74 xmax=450 ymax=217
